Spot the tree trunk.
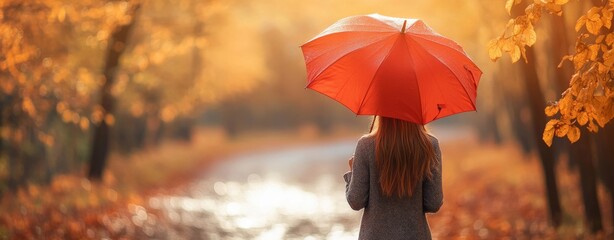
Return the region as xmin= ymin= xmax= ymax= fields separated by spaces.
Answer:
xmin=220 ymin=103 xmax=239 ymax=139
xmin=20 ymin=127 xmax=40 ymax=183
xmin=504 ymin=92 xmax=534 ymax=155
xmin=144 ymin=115 xmax=161 ymax=148
xmin=7 ymin=140 xmax=19 ymax=191
xmin=518 ymin=47 xmax=563 ymax=227
xmin=596 ymin=124 xmax=614 ymax=230
xmin=0 ymin=98 xmax=3 ymax=167
xmin=571 ymin=129 xmax=603 ymax=232
xmin=88 ymin=4 xmax=141 ymax=180
xmin=509 ymin=2 xmax=562 ymax=227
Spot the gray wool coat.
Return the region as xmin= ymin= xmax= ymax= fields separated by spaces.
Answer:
xmin=343 ymin=134 xmax=443 ymax=240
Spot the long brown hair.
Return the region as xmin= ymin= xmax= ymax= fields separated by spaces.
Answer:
xmin=371 ymin=116 xmax=436 ymax=198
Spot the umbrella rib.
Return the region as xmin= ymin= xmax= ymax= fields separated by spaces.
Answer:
xmin=401 ymin=36 xmax=424 ymax=124
xmin=406 ymin=37 xmax=477 ymax=109
xmin=303 ymin=32 xmax=393 ymax=68
xmin=409 ymin=34 xmax=465 ymax=54
xmin=306 ymin=33 xmax=396 ymax=88
xmin=409 ymin=33 xmax=481 ymax=71
xmin=355 ymin=36 xmax=399 ymax=115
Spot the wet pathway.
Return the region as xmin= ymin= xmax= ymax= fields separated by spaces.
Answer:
xmin=147 ymin=126 xmax=471 ymax=239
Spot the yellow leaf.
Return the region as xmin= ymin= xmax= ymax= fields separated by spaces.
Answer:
xmin=588 ymin=7 xmax=601 ymax=18
xmin=545 ymin=119 xmax=558 ymax=131
xmin=545 ymin=104 xmax=559 ymax=116
xmin=544 ymin=3 xmax=562 ymax=15
xmin=605 ymin=33 xmax=614 ymax=46
xmin=567 ymin=103 xmax=579 ymax=119
xmin=576 ymin=15 xmax=587 ymax=32
xmin=588 ymin=44 xmax=600 ymax=61
xmin=586 ymin=16 xmax=604 ymax=35
xmin=543 ymin=130 xmax=555 ymax=147
xmin=513 ymin=22 xmax=523 ymax=35
xmin=554 ymin=0 xmax=569 ymax=4
xmin=505 ymin=0 xmax=515 ymax=15
xmin=523 ymin=23 xmax=537 ymax=46
xmin=510 ymin=45 xmax=521 ymax=63
xmin=502 ymin=39 xmax=516 ymax=51
xmin=598 ymin=62 xmax=608 ymax=73
xmin=573 ymin=50 xmax=588 ymax=69
xmin=505 ymin=19 xmax=516 ymax=29
xmin=595 ymin=114 xmax=608 ymax=127
xmin=604 ymin=48 xmax=614 ymax=67
xmin=596 ymin=35 xmax=605 ymax=43
xmin=526 ymin=3 xmax=541 ymax=20
xmin=577 ymin=111 xmax=589 ymax=125
xmin=602 ymin=8 xmax=613 ymax=29
xmin=558 ymin=94 xmax=572 ymax=115
xmin=543 ymin=120 xmax=558 ymax=147
xmin=556 ymin=124 xmax=569 ymax=137
xmin=588 ymin=120 xmax=599 ymax=132
xmin=567 ymin=125 xmax=581 ymax=143
xmin=487 ymin=39 xmax=502 ymax=61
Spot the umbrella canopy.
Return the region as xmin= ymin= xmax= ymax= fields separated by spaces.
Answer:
xmin=301 ymin=14 xmax=482 ymax=124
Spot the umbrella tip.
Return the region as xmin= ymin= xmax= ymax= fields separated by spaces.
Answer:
xmin=401 ymin=20 xmax=407 ymax=33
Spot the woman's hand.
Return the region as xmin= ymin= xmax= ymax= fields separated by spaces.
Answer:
xmin=348 ymin=156 xmax=354 ymax=171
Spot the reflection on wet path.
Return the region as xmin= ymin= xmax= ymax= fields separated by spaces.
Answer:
xmin=149 ymin=140 xmax=361 ymax=239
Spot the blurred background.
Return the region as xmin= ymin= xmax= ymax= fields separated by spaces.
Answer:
xmin=1 ymin=0 xmax=613 ymax=239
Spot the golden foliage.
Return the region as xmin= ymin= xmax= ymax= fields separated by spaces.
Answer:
xmin=490 ymin=0 xmax=614 ymax=146
xmin=0 ymin=0 xmax=267 ymax=148
xmin=0 ymin=0 xmax=270 ymax=190
xmin=0 ymin=0 xmax=133 ymax=147
xmin=116 ymin=0 xmax=268 ymax=123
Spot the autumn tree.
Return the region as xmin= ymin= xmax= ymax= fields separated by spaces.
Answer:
xmin=88 ymin=2 xmax=141 ymax=180
xmin=489 ymin=0 xmax=613 ymax=231
xmin=0 ymin=0 xmax=269 ymax=188
xmin=0 ymin=0 xmax=133 ymax=188
xmin=88 ymin=0 xmax=270 ymax=178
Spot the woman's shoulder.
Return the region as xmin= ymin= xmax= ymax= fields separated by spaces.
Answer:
xmin=356 ymin=134 xmax=376 ymax=150
xmin=427 ymin=133 xmax=440 ymax=146
xmin=358 ymin=133 xmax=375 ymax=142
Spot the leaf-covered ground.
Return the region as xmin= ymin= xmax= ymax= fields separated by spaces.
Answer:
xmin=429 ymin=140 xmax=612 ymax=239
xmin=1 ymin=128 xmax=612 ymax=239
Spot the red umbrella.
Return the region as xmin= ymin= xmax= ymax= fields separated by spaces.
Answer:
xmin=301 ymin=14 xmax=482 ymax=124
